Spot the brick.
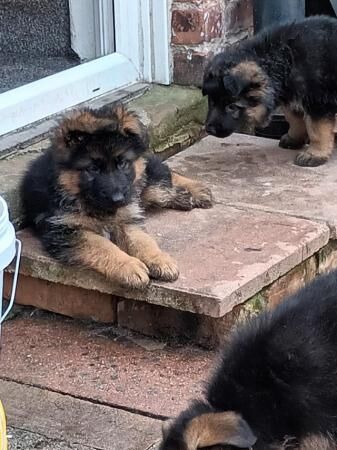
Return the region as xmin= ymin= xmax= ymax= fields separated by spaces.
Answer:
xmin=172 ymin=7 xmax=222 ymax=45
xmin=264 ymin=256 xmax=317 ymax=309
xmin=317 ymin=240 xmax=337 ymax=274
xmin=118 ymin=298 xmax=242 ymax=349
xmin=4 ymin=272 xmax=117 ymax=323
xmin=173 ymin=50 xmax=212 ymax=86
xmin=224 ymin=0 xmax=253 ymax=36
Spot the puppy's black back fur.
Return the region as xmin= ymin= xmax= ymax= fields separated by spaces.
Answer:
xmin=206 ymin=270 xmax=337 ymax=446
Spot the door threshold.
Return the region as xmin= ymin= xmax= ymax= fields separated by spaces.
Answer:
xmin=0 ymin=82 xmax=149 ymax=159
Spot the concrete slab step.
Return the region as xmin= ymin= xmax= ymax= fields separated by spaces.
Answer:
xmin=169 ymin=134 xmax=337 ymax=237
xmin=0 ymin=379 xmax=161 ymax=450
xmin=8 ymin=205 xmax=328 ymax=319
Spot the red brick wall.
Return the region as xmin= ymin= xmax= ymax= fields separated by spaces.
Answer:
xmin=171 ymin=0 xmax=253 ymax=86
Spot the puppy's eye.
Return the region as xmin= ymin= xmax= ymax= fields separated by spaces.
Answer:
xmin=116 ymin=160 xmax=130 ymax=170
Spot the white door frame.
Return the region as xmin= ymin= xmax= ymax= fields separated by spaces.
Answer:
xmin=0 ymin=0 xmax=170 ymax=138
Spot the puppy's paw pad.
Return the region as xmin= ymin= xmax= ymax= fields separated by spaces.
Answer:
xmin=118 ymin=257 xmax=150 ymax=289
xmin=279 ymin=133 xmax=306 ymax=150
xmin=295 ymin=151 xmax=328 ymax=167
xmin=191 ymin=186 xmax=213 ymax=209
xmin=148 ymin=253 xmax=179 ymax=282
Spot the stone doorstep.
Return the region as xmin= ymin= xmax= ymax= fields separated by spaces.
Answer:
xmin=5 ymin=203 xmax=329 ymax=320
xmin=168 ymin=134 xmax=337 ymax=238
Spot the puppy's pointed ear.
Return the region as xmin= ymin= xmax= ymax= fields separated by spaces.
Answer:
xmin=53 ymin=114 xmax=92 ymax=162
xmin=115 ymin=105 xmax=149 ymax=148
xmin=185 ymin=412 xmax=257 ymax=449
xmin=222 ymin=74 xmax=251 ymax=98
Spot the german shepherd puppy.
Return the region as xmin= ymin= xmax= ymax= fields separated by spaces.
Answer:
xmin=159 ymin=269 xmax=337 ymax=450
xmin=21 ymin=106 xmax=212 ymax=289
xmin=203 ymin=16 xmax=337 ymax=167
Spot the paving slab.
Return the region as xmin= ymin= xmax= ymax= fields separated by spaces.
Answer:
xmin=0 ymin=314 xmax=213 ymax=417
xmin=0 ymin=380 xmax=161 ymax=450
xmin=7 ymin=427 xmax=96 ymax=450
xmin=167 ymin=134 xmax=337 ymax=237
xmin=14 ymin=204 xmax=329 ymax=318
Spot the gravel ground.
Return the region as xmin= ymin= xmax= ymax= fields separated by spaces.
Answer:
xmin=7 ymin=427 xmax=160 ymax=450
xmin=7 ymin=427 xmax=94 ymax=450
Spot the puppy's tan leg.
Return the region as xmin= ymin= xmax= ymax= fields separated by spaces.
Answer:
xmin=76 ymin=231 xmax=149 ymax=289
xmin=295 ymin=116 xmax=335 ymax=167
xmin=171 ymin=173 xmax=213 ymax=208
xmin=123 ymin=225 xmax=179 ymax=282
xmin=142 ymin=173 xmax=212 ymax=211
xmin=279 ymin=107 xmax=308 ymax=150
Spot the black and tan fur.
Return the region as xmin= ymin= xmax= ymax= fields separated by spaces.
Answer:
xmin=203 ymin=16 xmax=337 ymax=167
xmin=159 ymin=270 xmax=337 ymax=449
xmin=21 ymin=105 xmax=212 ymax=289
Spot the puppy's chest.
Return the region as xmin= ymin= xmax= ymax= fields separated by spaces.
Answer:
xmin=95 ymin=202 xmax=144 ymax=239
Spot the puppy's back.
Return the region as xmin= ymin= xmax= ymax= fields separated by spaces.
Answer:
xmin=21 ymin=150 xmax=57 ymax=227
xmin=207 ymin=270 xmax=337 ymax=442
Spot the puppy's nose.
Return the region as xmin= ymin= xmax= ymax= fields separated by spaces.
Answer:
xmin=111 ymin=192 xmax=125 ymax=203
xmin=205 ymin=124 xmax=218 ymax=136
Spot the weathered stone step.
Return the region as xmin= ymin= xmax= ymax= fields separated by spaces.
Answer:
xmin=11 ymin=206 xmax=328 ymax=318
xmin=6 ymin=133 xmax=337 ymax=347
xmin=169 ymin=134 xmax=337 ymax=237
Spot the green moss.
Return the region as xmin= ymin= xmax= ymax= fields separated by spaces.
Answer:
xmin=129 ymin=85 xmax=207 ymax=154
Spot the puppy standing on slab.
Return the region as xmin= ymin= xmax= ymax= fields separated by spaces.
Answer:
xmin=21 ymin=105 xmax=212 ymax=289
xmin=160 ymin=270 xmax=337 ymax=449
xmin=202 ymin=16 xmax=337 ymax=167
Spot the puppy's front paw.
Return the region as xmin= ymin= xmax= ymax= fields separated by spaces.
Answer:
xmin=118 ymin=257 xmax=150 ymax=289
xmin=295 ymin=150 xmax=328 ymax=167
xmin=191 ymin=185 xmax=213 ymax=209
xmin=279 ymin=133 xmax=306 ymax=150
xmin=147 ymin=252 xmax=179 ymax=282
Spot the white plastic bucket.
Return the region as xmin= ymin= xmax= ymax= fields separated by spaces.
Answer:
xmin=0 ymin=196 xmax=21 ymax=342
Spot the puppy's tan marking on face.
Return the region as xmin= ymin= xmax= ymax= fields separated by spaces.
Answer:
xmin=230 ymin=61 xmax=267 ymax=88
xmin=245 ymin=104 xmax=269 ymax=127
xmin=134 ymin=157 xmax=146 ymax=182
xmin=58 ymin=171 xmax=80 ymax=195
xmin=183 ymin=412 xmax=255 ymax=450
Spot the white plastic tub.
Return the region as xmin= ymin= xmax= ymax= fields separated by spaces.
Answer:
xmin=0 ymin=196 xmax=21 ymax=341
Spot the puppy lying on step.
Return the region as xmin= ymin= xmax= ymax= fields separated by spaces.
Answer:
xmin=21 ymin=105 xmax=212 ymax=289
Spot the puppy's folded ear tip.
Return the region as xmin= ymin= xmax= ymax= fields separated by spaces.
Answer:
xmin=161 ymin=418 xmax=174 ymax=438
xmin=231 ymin=417 xmax=257 ymax=448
